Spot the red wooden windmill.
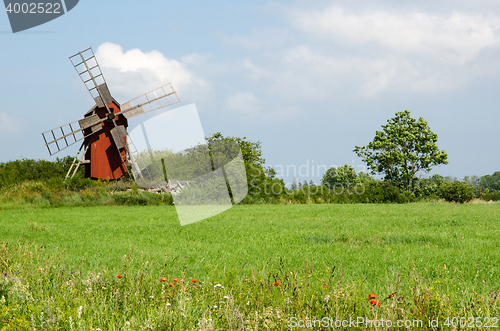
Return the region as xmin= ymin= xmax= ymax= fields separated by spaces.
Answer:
xmin=42 ymin=47 xmax=180 ymax=181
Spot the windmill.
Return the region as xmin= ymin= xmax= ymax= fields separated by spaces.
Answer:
xmin=41 ymin=47 xmax=180 ymax=182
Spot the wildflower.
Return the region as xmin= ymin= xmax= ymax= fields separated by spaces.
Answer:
xmin=174 ymin=278 xmax=179 ymax=283
xmin=388 ymin=293 xmax=395 ymax=298
xmin=323 ymin=285 xmax=328 ymax=288
xmin=192 ymin=279 xmax=197 ymax=283
xmin=160 ymin=277 xmax=167 ymax=282
xmin=273 ymin=281 xmax=281 ymax=286
xmin=370 ymin=299 xmax=380 ymax=306
xmin=118 ymin=275 xmax=123 ymax=279
xmin=214 ymin=284 xmax=222 ymax=288
xmin=166 ymin=303 xmax=171 ymax=307
xmin=3 ymin=273 xmax=7 ymax=276
xmin=368 ymin=293 xmax=376 ymax=300
xmin=169 ymin=283 xmax=174 ymax=287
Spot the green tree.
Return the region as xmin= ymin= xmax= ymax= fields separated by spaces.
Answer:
xmin=321 ymin=164 xmax=359 ymax=189
xmin=481 ymin=171 xmax=500 ymax=192
xmin=205 ymin=132 xmax=284 ymax=200
xmin=353 ymin=110 xmax=448 ymax=192
xmin=206 ymin=132 xmax=265 ymax=168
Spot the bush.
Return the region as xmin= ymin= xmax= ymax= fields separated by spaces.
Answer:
xmin=0 ymin=157 xmax=78 ymax=189
xmin=480 ymin=191 xmax=500 ymax=201
xmin=438 ymin=181 xmax=474 ymax=203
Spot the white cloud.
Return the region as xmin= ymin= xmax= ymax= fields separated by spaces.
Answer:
xmin=0 ymin=112 xmax=20 ymax=134
xmin=211 ymin=5 xmax=500 ymax=101
xmin=289 ymin=7 xmax=500 ymax=65
xmin=95 ymin=43 xmax=206 ymax=101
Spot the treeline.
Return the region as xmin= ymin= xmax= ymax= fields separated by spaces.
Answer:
xmin=244 ymin=164 xmax=500 ymax=204
xmin=1 ymin=131 xmax=500 ymax=208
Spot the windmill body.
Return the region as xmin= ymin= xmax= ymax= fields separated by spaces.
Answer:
xmin=42 ymin=47 xmax=180 ymax=182
xmin=84 ymin=100 xmax=128 ymax=179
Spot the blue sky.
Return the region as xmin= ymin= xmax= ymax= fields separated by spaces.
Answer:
xmin=1 ymin=0 xmax=499 ymax=184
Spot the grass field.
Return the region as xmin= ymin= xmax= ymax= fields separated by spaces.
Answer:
xmin=0 ymin=203 xmax=499 ymax=329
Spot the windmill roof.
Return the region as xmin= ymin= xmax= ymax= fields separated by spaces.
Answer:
xmin=84 ymin=97 xmax=121 ymax=116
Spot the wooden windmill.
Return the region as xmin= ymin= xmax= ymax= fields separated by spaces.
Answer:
xmin=42 ymin=47 xmax=180 ymax=181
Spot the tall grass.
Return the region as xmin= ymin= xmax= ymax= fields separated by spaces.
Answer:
xmin=0 ymin=242 xmax=498 ymax=330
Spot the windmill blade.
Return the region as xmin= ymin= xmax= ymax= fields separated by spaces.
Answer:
xmin=121 ymin=83 xmax=180 ymax=119
xmin=42 ymin=115 xmax=106 ymax=156
xmin=109 ymin=122 xmax=150 ymax=181
xmin=110 ymin=125 xmax=127 ymax=150
xmin=42 ymin=120 xmax=84 ymax=156
xmin=69 ymin=47 xmax=114 ymax=113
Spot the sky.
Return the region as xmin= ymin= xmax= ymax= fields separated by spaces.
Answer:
xmin=1 ymin=0 xmax=499 ymax=185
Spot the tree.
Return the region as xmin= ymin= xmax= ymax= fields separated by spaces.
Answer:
xmin=481 ymin=171 xmax=500 ymax=192
xmin=206 ymin=132 xmax=265 ymax=168
xmin=353 ymin=110 xmax=448 ymax=192
xmin=205 ymin=132 xmax=285 ymax=199
xmin=321 ymin=164 xmax=360 ymax=189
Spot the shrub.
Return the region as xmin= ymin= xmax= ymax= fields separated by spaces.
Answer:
xmin=480 ymin=191 xmax=500 ymax=201
xmin=0 ymin=157 xmax=78 ymax=189
xmin=438 ymin=181 xmax=474 ymax=203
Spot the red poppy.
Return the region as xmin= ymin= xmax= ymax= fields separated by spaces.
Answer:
xmin=161 ymin=277 xmax=167 ymax=282
xmin=169 ymin=283 xmax=174 ymax=287
xmin=118 ymin=275 xmax=123 ymax=279
xmin=174 ymin=278 xmax=179 ymax=283
xmin=388 ymin=293 xmax=395 ymax=298
xmin=192 ymin=279 xmax=197 ymax=283
xmin=323 ymin=285 xmax=328 ymax=288
xmin=368 ymin=293 xmax=376 ymax=300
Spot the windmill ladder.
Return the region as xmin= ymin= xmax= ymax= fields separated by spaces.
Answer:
xmin=65 ymin=142 xmax=90 ymax=181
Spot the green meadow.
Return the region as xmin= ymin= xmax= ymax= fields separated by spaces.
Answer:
xmin=0 ymin=203 xmax=499 ymax=329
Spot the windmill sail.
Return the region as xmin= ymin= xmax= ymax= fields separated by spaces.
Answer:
xmin=121 ymin=83 xmax=180 ymax=119
xmin=42 ymin=120 xmax=83 ymax=155
xmin=69 ymin=47 xmax=115 ymax=114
